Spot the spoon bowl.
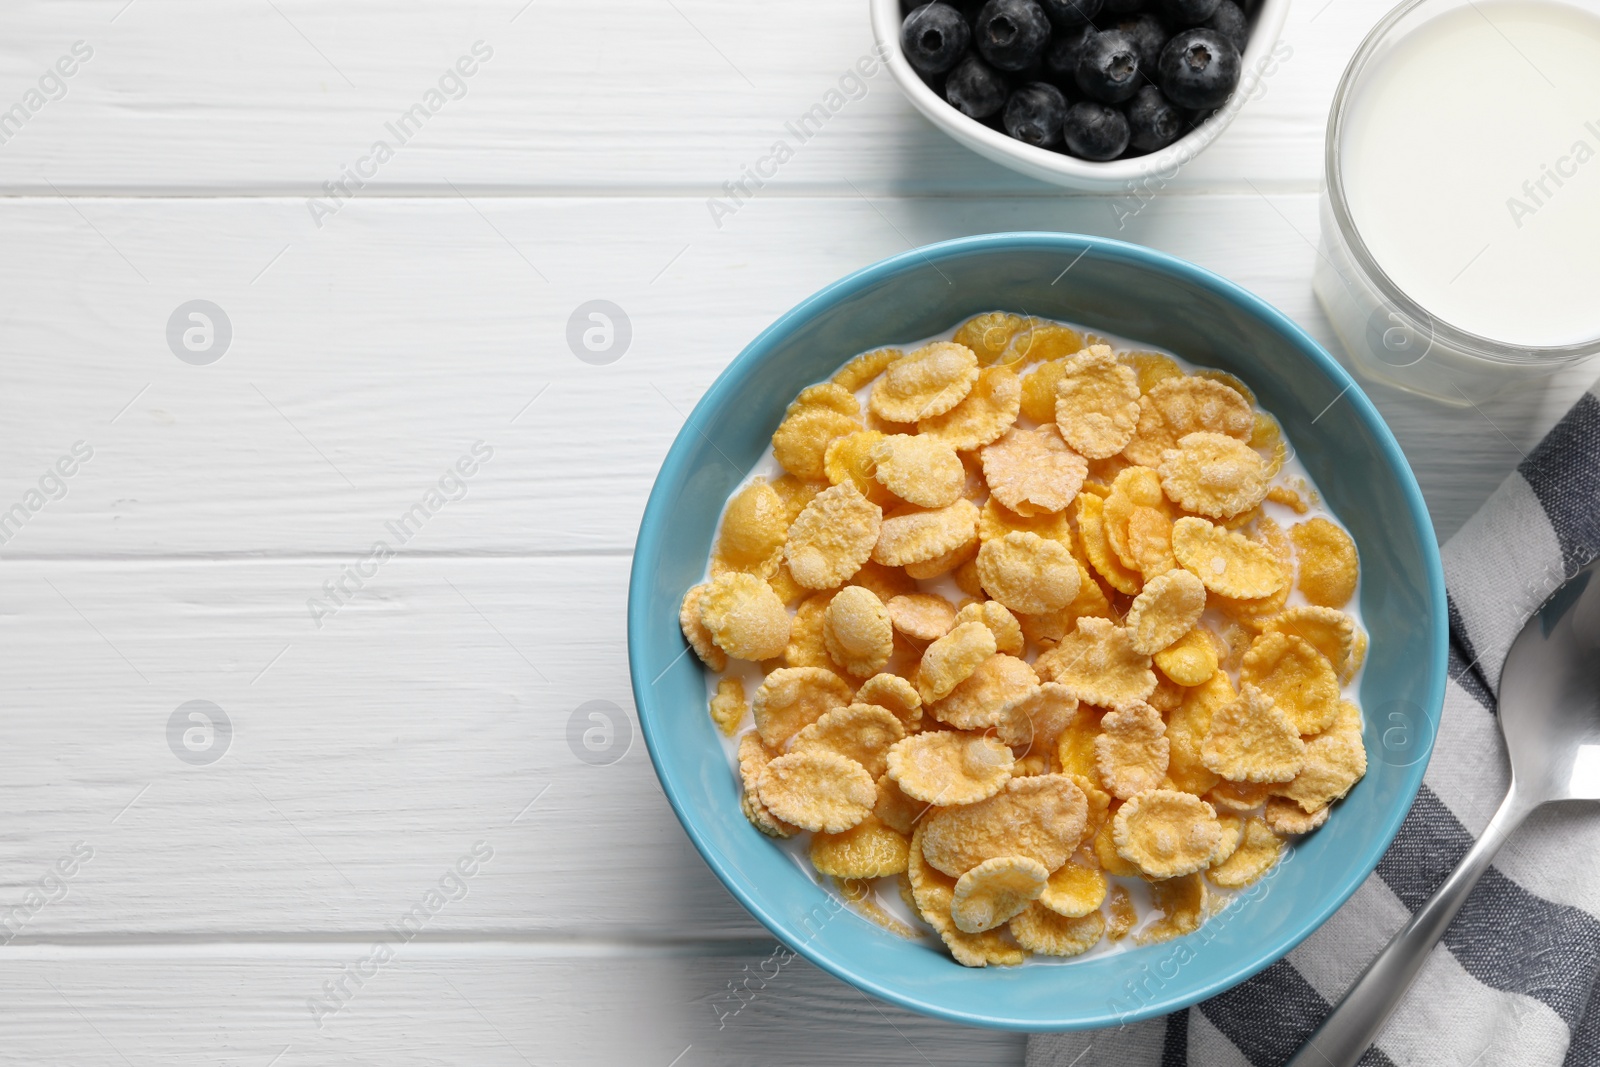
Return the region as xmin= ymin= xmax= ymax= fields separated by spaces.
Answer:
xmin=1500 ymin=566 xmax=1600 ymax=803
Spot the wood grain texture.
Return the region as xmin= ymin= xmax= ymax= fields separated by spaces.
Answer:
xmin=0 ymin=194 xmax=1583 ymax=563
xmin=3 ymin=0 xmax=1380 ymax=194
xmin=0 ymin=949 xmax=1024 ymax=1065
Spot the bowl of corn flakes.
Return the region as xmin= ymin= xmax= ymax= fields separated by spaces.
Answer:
xmin=628 ymin=232 xmax=1446 ymax=1030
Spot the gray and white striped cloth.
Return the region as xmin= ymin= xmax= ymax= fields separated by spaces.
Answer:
xmin=1029 ymin=383 xmax=1600 ymax=1067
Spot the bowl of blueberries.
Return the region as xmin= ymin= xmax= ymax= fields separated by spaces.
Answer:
xmin=872 ymin=0 xmax=1289 ymax=188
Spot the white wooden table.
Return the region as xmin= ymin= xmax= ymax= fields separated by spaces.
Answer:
xmin=1 ymin=2 xmax=1592 ymax=1063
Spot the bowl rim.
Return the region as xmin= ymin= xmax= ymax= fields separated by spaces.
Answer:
xmin=868 ymin=0 xmax=1294 ymax=189
xmin=628 ymin=231 xmax=1447 ymax=1030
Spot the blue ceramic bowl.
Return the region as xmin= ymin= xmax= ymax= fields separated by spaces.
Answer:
xmin=628 ymin=233 xmax=1446 ymax=1031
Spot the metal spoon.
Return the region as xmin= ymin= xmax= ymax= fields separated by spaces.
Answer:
xmin=1287 ymin=556 xmax=1600 ymax=1067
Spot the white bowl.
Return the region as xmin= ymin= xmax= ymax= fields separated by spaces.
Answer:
xmin=870 ymin=0 xmax=1292 ymax=191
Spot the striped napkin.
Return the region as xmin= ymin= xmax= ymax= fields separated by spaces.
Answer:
xmin=1029 ymin=384 xmax=1600 ymax=1067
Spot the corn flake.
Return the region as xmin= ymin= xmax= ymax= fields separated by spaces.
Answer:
xmin=1208 ymin=816 xmax=1282 ymax=888
xmin=1165 ymin=670 xmax=1232 ymax=796
xmin=1158 ymin=431 xmax=1269 ymax=520
xmin=977 ymin=531 xmax=1082 ymax=615
xmin=752 ymin=666 xmax=854 ymax=748
xmin=1106 ymin=885 xmax=1137 ymax=940
xmin=954 ymin=600 xmax=1026 ymax=657
xmin=1075 ymin=492 xmax=1142 ymax=595
xmin=874 ymin=772 xmax=926 ymax=835
xmin=1055 ymin=705 xmax=1106 ymax=780
xmin=1291 ymin=517 xmax=1360 ymax=608
xmin=821 ymin=585 xmax=894 ymax=678
xmin=1035 ymin=617 xmax=1158 ymax=709
xmin=1171 ymin=516 xmax=1287 ymax=600
xmin=1263 ymin=606 xmax=1358 ymax=680
xmin=713 ymin=478 xmax=788 ymax=578
xmin=810 ymin=813 xmax=911 ymax=878
xmin=710 ymin=677 xmax=747 ymax=736
xmin=1119 ymin=350 xmax=1185 ymax=393
xmin=870 ymin=342 xmax=980 ymax=423
xmin=870 ymin=433 xmax=965 ymax=508
xmin=886 ymin=730 xmax=1014 ymax=805
xmin=1094 ymin=701 xmax=1170 ymax=800
xmin=931 ymin=653 xmax=1039 ymax=733
xmin=1140 ymin=873 xmax=1206 ymax=944
xmin=1264 ymin=795 xmax=1330 ymax=835
xmin=979 ymin=497 xmax=1071 ymax=544
xmin=1211 ymin=810 xmax=1245 ymax=864
xmin=1124 ymin=569 xmax=1207 ymax=655
xmin=679 ymin=583 xmax=728 ymax=671
xmin=1125 ymin=505 xmax=1178 ymax=580
xmin=921 ymin=774 xmax=1088 ymax=877
xmin=758 ymin=750 xmax=876 ymax=833
xmin=1123 ymin=375 xmax=1254 ymax=467
xmin=1055 ymin=346 xmax=1141 ymax=460
xmin=1273 ymin=709 xmax=1367 ymax=812
xmin=1209 ymin=516 xmax=1295 ymax=621
xmin=1003 ymin=321 xmax=1084 ymax=368
xmin=824 ymin=430 xmax=896 ymax=507
xmin=791 ymin=703 xmax=905 ymax=779
xmin=915 ymin=620 xmax=997 ymax=703
xmin=902 ymin=535 xmax=979 ymax=579
xmin=887 ymin=593 xmax=957 ymax=643
xmin=1103 ymin=466 xmax=1168 ymax=571
xmin=1094 ymin=817 xmax=1143 ymax=877
xmin=772 ymin=383 xmax=862 ymax=480
xmin=951 ymin=855 xmax=1049 ymax=933
xmin=1207 ymin=780 xmax=1274 ymax=811
xmin=1038 ymin=858 xmax=1107 ymax=918
xmin=908 ymin=825 xmax=1025 ymax=967
xmin=1011 ymin=904 xmax=1105 ymax=957
xmin=1114 ymin=790 xmax=1221 ymax=880
xmin=919 ymin=365 xmax=1022 ymax=451
xmin=1240 ymin=633 xmax=1340 ymax=735
xmin=953 ymin=311 xmax=1031 ymax=365
xmin=738 ymin=733 xmax=799 ymax=838
xmin=832 ymin=347 xmax=902 ymax=392
xmin=784 ymin=482 xmax=884 ymax=590
xmin=980 ymin=424 xmax=1088 ymax=516
xmin=1020 ymin=359 xmax=1070 ymax=423
xmin=1201 ymin=683 xmax=1307 ymax=783
xmin=701 ymin=572 xmax=792 ymax=662
xmin=873 ymin=499 xmax=981 ymax=567
xmin=855 ymin=672 xmax=924 ymax=730
xmin=999 ymin=681 xmax=1080 ymax=756
xmin=784 ymin=592 xmax=835 ymax=670
xmin=1154 ymin=626 xmax=1221 ymax=687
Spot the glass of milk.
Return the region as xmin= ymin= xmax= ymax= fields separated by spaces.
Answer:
xmin=1315 ymin=0 xmax=1600 ymax=405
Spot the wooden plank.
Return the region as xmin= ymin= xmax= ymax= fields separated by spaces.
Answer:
xmin=0 ymin=0 xmax=1389 ymax=194
xmin=0 ymin=193 xmax=1582 ymax=562
xmin=0 ymin=555 xmax=768 ymax=938
xmin=0 ymin=948 xmax=1024 ymax=1065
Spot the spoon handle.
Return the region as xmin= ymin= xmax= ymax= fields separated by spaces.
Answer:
xmin=1284 ymin=785 xmax=1538 ymax=1067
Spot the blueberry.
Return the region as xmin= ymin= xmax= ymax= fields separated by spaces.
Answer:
xmin=1204 ymin=0 xmax=1249 ymax=51
xmin=1109 ymin=13 xmax=1169 ymax=69
xmin=974 ymin=0 xmax=1052 ymax=71
xmin=1127 ymin=85 xmax=1185 ymax=151
xmin=1062 ymin=101 xmax=1131 ymax=159
xmin=1102 ymin=0 xmax=1152 ymax=13
xmin=901 ymin=3 xmax=972 ymax=74
xmin=1158 ymin=28 xmax=1241 ymax=108
xmin=1075 ymin=29 xmax=1142 ymax=104
xmin=945 ymin=54 xmax=1011 ymax=118
xmin=1160 ymin=0 xmax=1221 ymax=25
xmin=1043 ymin=25 xmax=1098 ymax=87
xmin=1003 ymin=82 xmax=1068 ymax=146
xmin=1038 ymin=0 xmax=1103 ymax=29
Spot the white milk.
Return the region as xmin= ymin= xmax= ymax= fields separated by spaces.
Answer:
xmin=1339 ymin=0 xmax=1600 ymax=348
xmin=702 ymin=323 xmax=1367 ymax=963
